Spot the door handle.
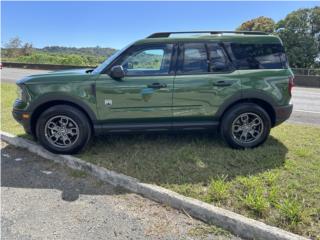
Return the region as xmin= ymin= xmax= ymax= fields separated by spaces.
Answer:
xmin=147 ymin=83 xmax=167 ymax=89
xmin=212 ymin=80 xmax=233 ymax=87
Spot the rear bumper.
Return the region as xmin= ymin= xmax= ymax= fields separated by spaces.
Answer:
xmin=274 ymin=104 xmax=293 ymax=126
xmin=12 ymin=109 xmax=32 ymax=134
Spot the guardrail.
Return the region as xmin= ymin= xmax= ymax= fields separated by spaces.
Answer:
xmin=292 ymin=68 xmax=320 ymax=76
xmin=294 ymin=76 xmax=320 ymax=88
xmin=2 ymin=62 xmax=95 ymax=70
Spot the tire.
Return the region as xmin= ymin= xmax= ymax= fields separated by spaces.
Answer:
xmin=220 ymin=103 xmax=271 ymax=149
xmin=36 ymin=105 xmax=92 ymax=154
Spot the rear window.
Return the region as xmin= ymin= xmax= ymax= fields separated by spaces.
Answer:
xmin=229 ymin=43 xmax=288 ymax=70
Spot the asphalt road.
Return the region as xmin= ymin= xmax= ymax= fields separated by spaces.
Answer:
xmin=1 ymin=142 xmax=240 ymax=240
xmin=289 ymin=87 xmax=320 ymax=126
xmin=1 ymin=67 xmax=319 ymax=126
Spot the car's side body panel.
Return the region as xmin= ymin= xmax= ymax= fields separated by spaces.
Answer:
xmin=239 ymin=69 xmax=293 ymax=106
xmin=173 ymin=72 xmax=241 ymax=122
xmin=95 ymin=74 xmax=174 ymax=122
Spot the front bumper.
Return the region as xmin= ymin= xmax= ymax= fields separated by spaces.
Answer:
xmin=12 ymin=109 xmax=32 ymax=134
xmin=274 ymin=104 xmax=293 ymax=126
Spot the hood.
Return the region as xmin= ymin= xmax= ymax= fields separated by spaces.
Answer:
xmin=17 ymin=68 xmax=94 ymax=84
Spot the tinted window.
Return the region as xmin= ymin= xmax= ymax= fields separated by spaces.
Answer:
xmin=121 ymin=44 xmax=173 ymax=76
xmin=208 ymin=43 xmax=230 ymax=72
xmin=230 ymin=43 xmax=286 ymax=69
xmin=181 ymin=43 xmax=208 ymax=73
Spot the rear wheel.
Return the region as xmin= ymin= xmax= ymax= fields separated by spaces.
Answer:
xmin=220 ymin=103 xmax=271 ymax=149
xmin=36 ymin=105 xmax=92 ymax=154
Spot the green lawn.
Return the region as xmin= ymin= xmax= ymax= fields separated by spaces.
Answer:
xmin=1 ymin=82 xmax=319 ymax=239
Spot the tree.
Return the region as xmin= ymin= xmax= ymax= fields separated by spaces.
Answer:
xmin=236 ymin=16 xmax=275 ymax=33
xmin=276 ymin=7 xmax=319 ymax=68
xmin=4 ymin=37 xmax=22 ymax=57
xmin=21 ymin=43 xmax=33 ymax=56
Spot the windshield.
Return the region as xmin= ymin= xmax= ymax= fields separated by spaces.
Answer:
xmin=92 ymin=42 xmax=133 ymax=74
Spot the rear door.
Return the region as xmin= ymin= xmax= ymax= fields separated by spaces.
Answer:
xmin=173 ymin=42 xmax=241 ymax=126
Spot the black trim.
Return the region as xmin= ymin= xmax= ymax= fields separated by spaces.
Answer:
xmin=90 ymin=83 xmax=96 ymax=96
xmin=27 ymin=93 xmax=97 ymax=121
xmin=147 ymin=31 xmax=268 ymax=38
xmin=204 ymin=43 xmax=211 ymax=72
xmin=213 ymin=90 xmax=279 ymax=120
xmin=94 ymin=121 xmax=219 ymax=135
xmin=274 ymin=104 xmax=293 ymax=126
xmin=12 ymin=109 xmax=32 ymax=134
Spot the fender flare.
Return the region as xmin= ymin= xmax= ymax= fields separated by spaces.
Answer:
xmin=214 ymin=89 xmax=277 ymax=119
xmin=28 ymin=93 xmax=97 ymax=121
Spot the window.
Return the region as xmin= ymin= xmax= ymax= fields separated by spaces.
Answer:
xmin=230 ymin=43 xmax=286 ymax=69
xmin=120 ymin=44 xmax=173 ymax=76
xmin=181 ymin=43 xmax=208 ymax=73
xmin=180 ymin=43 xmax=230 ymax=74
xmin=208 ymin=43 xmax=230 ymax=72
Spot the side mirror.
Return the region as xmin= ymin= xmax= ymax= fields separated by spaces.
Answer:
xmin=110 ymin=65 xmax=125 ymax=79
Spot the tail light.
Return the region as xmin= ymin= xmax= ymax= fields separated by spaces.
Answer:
xmin=288 ymin=76 xmax=294 ymax=96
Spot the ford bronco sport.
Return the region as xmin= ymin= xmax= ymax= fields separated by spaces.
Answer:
xmin=13 ymin=31 xmax=294 ymax=154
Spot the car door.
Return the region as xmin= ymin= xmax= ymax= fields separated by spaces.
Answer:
xmin=173 ymin=42 xmax=241 ymax=126
xmin=95 ymin=43 xmax=175 ymax=124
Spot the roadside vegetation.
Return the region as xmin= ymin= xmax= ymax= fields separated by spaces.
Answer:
xmin=1 ymin=39 xmax=116 ymax=66
xmin=1 ymin=82 xmax=319 ymax=238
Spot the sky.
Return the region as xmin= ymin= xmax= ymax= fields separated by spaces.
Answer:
xmin=1 ymin=1 xmax=319 ymax=49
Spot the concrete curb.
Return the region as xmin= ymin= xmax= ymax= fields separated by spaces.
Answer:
xmin=1 ymin=131 xmax=309 ymax=240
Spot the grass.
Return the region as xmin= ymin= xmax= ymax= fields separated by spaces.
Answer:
xmin=188 ymin=225 xmax=231 ymax=238
xmin=1 ymin=83 xmax=26 ymax=136
xmin=1 ymin=82 xmax=320 ymax=239
xmin=67 ymin=169 xmax=88 ymax=178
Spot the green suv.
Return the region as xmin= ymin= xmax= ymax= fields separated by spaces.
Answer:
xmin=13 ymin=31 xmax=294 ymax=154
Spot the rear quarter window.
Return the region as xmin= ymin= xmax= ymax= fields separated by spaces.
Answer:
xmin=228 ymin=43 xmax=288 ymax=70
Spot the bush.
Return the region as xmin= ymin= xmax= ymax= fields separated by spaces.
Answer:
xmin=6 ymin=52 xmax=105 ymax=66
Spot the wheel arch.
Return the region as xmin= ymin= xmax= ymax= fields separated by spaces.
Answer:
xmin=215 ymin=93 xmax=277 ymax=127
xmin=29 ymin=97 xmax=96 ymax=137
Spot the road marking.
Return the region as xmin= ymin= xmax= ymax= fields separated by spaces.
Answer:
xmin=293 ymin=109 xmax=320 ymax=114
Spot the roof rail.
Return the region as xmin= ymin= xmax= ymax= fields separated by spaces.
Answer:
xmin=147 ymin=31 xmax=268 ymax=38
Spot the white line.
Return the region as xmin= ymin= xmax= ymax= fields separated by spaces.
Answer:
xmin=293 ymin=109 xmax=320 ymax=114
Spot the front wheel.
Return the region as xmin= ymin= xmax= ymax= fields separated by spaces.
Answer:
xmin=220 ymin=103 xmax=271 ymax=149
xmin=36 ymin=105 xmax=92 ymax=154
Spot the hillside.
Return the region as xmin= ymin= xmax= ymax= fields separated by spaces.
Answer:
xmin=1 ymin=46 xmax=117 ymax=66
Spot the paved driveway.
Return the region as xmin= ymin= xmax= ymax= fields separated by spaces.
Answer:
xmin=1 ymin=67 xmax=50 ymax=83
xmin=1 ymin=142 xmax=240 ymax=240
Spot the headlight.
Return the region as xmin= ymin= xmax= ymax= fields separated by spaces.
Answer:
xmin=16 ymin=85 xmax=23 ymax=100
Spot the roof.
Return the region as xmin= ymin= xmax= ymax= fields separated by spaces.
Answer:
xmin=134 ymin=31 xmax=282 ymax=45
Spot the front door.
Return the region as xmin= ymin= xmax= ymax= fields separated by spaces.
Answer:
xmin=96 ymin=43 xmax=175 ymax=124
xmin=173 ymin=42 xmax=241 ymax=125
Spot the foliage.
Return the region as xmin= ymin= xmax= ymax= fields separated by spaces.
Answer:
xmin=2 ymin=50 xmax=109 ymax=66
xmin=276 ymin=7 xmax=320 ymax=68
xmin=21 ymin=43 xmax=33 ymax=56
xmin=208 ymin=176 xmax=230 ymax=202
xmin=276 ymin=197 xmax=304 ymax=226
xmin=4 ymin=37 xmax=23 ymax=58
xmin=236 ymin=16 xmax=275 ymax=33
xmin=41 ymin=45 xmax=116 ymax=57
xmin=236 ymin=7 xmax=320 ymax=68
xmin=1 ymin=38 xmax=116 ymax=66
